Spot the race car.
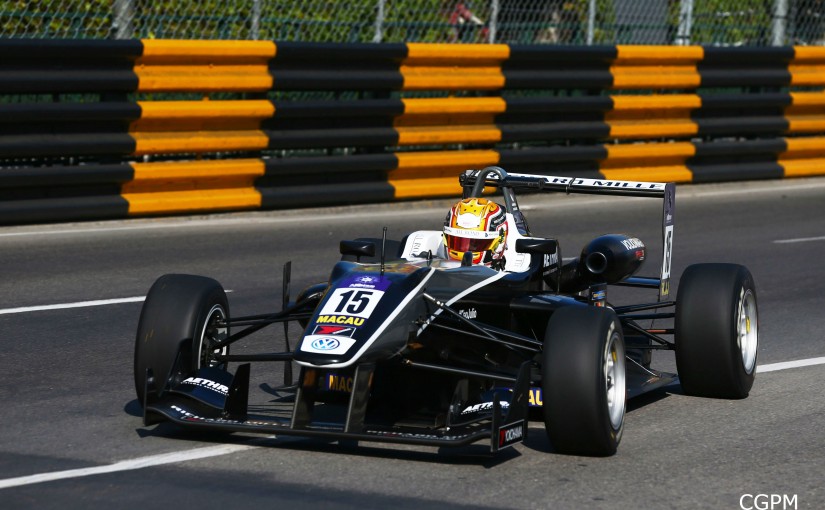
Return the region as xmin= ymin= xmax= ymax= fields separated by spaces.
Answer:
xmin=133 ymin=166 xmax=758 ymax=456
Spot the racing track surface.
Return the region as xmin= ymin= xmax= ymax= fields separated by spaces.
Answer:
xmin=1 ymin=178 xmax=823 ymax=509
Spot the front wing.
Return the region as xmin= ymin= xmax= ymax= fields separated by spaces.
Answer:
xmin=143 ymin=360 xmax=531 ymax=453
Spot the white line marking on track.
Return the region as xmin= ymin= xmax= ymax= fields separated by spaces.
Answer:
xmin=0 ymin=444 xmax=257 ymax=490
xmin=773 ymin=235 xmax=825 ymax=244
xmin=0 ymin=355 xmax=821 ymax=489
xmin=0 ymin=290 xmax=233 ymax=316
xmin=757 ymin=356 xmax=825 ymax=373
xmin=0 ymin=296 xmax=146 ymax=315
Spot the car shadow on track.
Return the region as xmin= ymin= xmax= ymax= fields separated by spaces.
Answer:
xmin=124 ymin=399 xmax=143 ymax=418
xmin=520 ymin=384 xmax=685 ymax=456
xmin=626 ymin=383 xmax=684 ymax=412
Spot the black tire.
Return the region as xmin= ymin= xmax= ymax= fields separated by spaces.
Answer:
xmin=134 ymin=274 xmax=230 ymax=405
xmin=675 ymin=263 xmax=758 ymax=399
xmin=542 ymin=306 xmax=626 ymax=456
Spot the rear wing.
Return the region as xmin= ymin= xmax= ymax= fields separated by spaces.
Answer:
xmin=460 ymin=167 xmax=675 ymax=299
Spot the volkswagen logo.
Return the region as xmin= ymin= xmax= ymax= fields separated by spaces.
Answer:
xmin=311 ymin=337 xmax=340 ymax=351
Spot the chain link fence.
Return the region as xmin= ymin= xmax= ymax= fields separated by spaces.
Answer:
xmin=0 ymin=0 xmax=825 ymax=46
xmin=1 ymin=1 xmax=824 ymax=45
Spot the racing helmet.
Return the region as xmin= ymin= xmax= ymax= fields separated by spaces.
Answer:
xmin=443 ymin=197 xmax=507 ymax=265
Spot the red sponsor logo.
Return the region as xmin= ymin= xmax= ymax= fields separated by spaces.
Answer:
xmin=499 ymin=422 xmax=524 ymax=447
xmin=313 ymin=325 xmax=355 ymax=336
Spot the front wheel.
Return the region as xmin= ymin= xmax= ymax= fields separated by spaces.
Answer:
xmin=675 ymin=263 xmax=758 ymax=398
xmin=541 ymin=306 xmax=626 ymax=456
xmin=134 ymin=274 xmax=230 ymax=405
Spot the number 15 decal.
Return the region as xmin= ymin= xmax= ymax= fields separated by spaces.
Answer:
xmin=319 ymin=288 xmax=384 ymax=318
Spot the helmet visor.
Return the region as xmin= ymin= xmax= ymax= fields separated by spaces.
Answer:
xmin=446 ymin=235 xmax=495 ymax=254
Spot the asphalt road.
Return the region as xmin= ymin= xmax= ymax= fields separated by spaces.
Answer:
xmin=1 ymin=177 xmax=823 ymax=509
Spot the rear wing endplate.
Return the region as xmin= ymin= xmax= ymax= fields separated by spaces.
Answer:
xmin=460 ymin=167 xmax=675 ymax=300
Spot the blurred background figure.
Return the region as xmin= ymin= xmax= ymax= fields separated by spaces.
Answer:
xmin=448 ymin=2 xmax=489 ymax=42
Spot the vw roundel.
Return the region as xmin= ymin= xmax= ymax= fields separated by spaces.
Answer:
xmin=311 ymin=337 xmax=340 ymax=351
xmin=299 ymin=335 xmax=357 ymax=355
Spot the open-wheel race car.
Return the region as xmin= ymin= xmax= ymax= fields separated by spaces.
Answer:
xmin=134 ymin=167 xmax=759 ymax=456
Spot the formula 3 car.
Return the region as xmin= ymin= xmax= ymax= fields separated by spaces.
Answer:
xmin=133 ymin=167 xmax=758 ymax=456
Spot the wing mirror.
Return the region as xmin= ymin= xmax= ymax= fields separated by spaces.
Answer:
xmin=515 ymin=238 xmax=558 ymax=255
xmin=340 ymin=240 xmax=376 ymax=262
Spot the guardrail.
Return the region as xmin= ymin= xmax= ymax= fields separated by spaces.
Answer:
xmin=1 ymin=39 xmax=825 ymax=224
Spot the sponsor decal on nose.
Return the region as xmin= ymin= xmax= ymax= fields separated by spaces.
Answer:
xmin=300 ymin=335 xmax=357 ymax=355
xmin=310 ymin=337 xmax=340 ymax=351
xmin=313 ymin=325 xmax=356 ymax=336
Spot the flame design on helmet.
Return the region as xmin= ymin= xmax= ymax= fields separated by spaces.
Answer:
xmin=443 ymin=198 xmax=507 ymax=264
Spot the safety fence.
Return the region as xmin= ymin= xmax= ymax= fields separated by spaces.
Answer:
xmin=5 ymin=1 xmax=824 ymax=47
xmin=2 ymin=39 xmax=825 ymax=224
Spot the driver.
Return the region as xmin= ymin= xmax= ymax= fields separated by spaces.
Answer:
xmin=443 ymin=197 xmax=508 ymax=269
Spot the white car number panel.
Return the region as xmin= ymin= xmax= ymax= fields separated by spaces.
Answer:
xmin=318 ymin=288 xmax=385 ymax=319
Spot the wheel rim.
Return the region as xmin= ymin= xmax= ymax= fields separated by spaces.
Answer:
xmin=197 ymin=304 xmax=229 ymax=369
xmin=605 ymin=330 xmax=626 ymax=430
xmin=738 ymin=289 xmax=758 ymax=374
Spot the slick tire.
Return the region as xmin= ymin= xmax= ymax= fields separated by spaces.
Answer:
xmin=542 ymin=306 xmax=626 ymax=456
xmin=675 ymin=263 xmax=758 ymax=399
xmin=134 ymin=274 xmax=230 ymax=405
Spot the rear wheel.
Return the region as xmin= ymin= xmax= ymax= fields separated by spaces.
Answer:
xmin=134 ymin=274 xmax=229 ymax=405
xmin=676 ymin=263 xmax=758 ymax=398
xmin=541 ymin=306 xmax=626 ymax=456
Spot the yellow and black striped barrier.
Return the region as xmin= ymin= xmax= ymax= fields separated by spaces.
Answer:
xmin=2 ymin=39 xmax=825 ymax=224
